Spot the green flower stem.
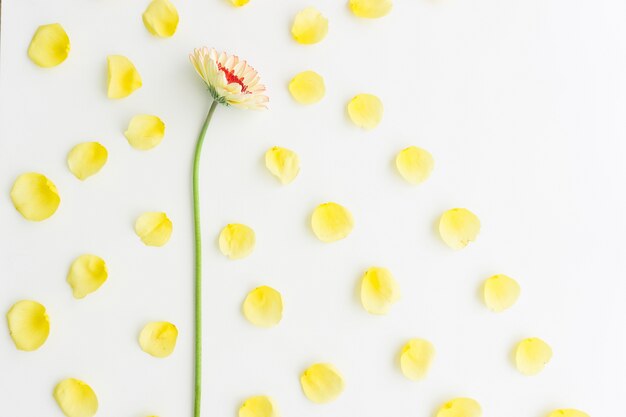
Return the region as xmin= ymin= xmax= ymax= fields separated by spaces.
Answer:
xmin=193 ymin=99 xmax=218 ymax=417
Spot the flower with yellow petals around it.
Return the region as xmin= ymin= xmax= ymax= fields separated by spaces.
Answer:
xmin=436 ymin=398 xmax=482 ymax=417
xmin=139 ymin=321 xmax=178 ymax=358
xmin=438 ymin=208 xmax=480 ymax=250
xmin=291 ymin=8 xmax=328 ymax=45
xmin=347 ymin=94 xmax=383 ymax=129
xmin=54 ymin=378 xmax=98 ymax=417
xmin=547 ymin=409 xmax=589 ymax=417
xmin=229 ymin=0 xmax=250 ymax=6
xmin=124 ymin=114 xmax=166 ymax=150
xmin=135 ymin=212 xmax=173 ymax=247
xmin=243 ymin=286 xmax=283 ymax=328
xmin=219 ymin=223 xmax=256 ymax=259
xmin=514 ymin=337 xmax=552 ymax=376
xmin=396 ymin=146 xmax=434 ymax=185
xmin=67 ymin=255 xmax=108 ymax=299
xmin=67 ymin=142 xmax=108 ymax=180
xmin=239 ymin=396 xmax=279 ymax=417
xmin=300 ymin=363 xmax=345 ymax=404
xmin=11 ymin=173 xmax=60 ymax=221
xmin=28 ymin=23 xmax=70 ymax=68
xmin=189 ymin=47 xmax=269 ymax=110
xmin=265 ymin=146 xmax=300 ymax=184
xmin=311 ymin=202 xmax=354 ymax=242
xmin=143 ymin=0 xmax=179 ymax=38
xmin=107 ymin=55 xmax=142 ymax=99
xmin=483 ymin=274 xmax=520 ymax=312
xmin=289 ymin=71 xmax=325 ymax=104
xmin=360 ymin=267 xmax=400 ymax=315
xmin=399 ymin=338 xmax=435 ymax=381
xmin=6 ymin=300 xmax=50 ymax=351
xmin=349 ymin=0 xmax=392 ymax=19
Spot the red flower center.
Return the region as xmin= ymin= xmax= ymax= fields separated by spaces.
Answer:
xmin=218 ymin=63 xmax=248 ymax=93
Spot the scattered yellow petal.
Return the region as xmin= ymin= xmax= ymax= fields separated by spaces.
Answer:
xmin=515 ymin=337 xmax=552 ymax=376
xmin=228 ymin=0 xmax=250 ymax=6
xmin=265 ymin=146 xmax=300 ymax=184
xmin=300 ymin=363 xmax=344 ymax=404
xmin=135 ymin=212 xmax=173 ymax=247
xmin=239 ymin=396 xmax=279 ymax=417
xmin=28 ymin=23 xmax=70 ymax=68
xmin=311 ymin=202 xmax=354 ymax=242
xmin=243 ymin=286 xmax=283 ymax=328
xmin=438 ymin=208 xmax=480 ymax=250
xmin=6 ymin=300 xmax=50 ymax=351
xmin=349 ymin=0 xmax=392 ymax=18
xmin=67 ymin=142 xmax=108 ymax=180
xmin=67 ymin=255 xmax=108 ymax=299
xmin=139 ymin=321 xmax=178 ymax=358
xmin=395 ymin=146 xmax=434 ymax=185
xmin=219 ymin=224 xmax=256 ymax=259
xmin=107 ymin=55 xmax=142 ymax=99
xmin=288 ymin=71 xmax=325 ymax=104
xmin=360 ymin=267 xmax=400 ymax=315
xmin=291 ymin=8 xmax=328 ymax=45
xmin=54 ymin=378 xmax=98 ymax=417
xmin=547 ymin=410 xmax=589 ymax=417
xmin=483 ymin=274 xmax=520 ymax=312
xmin=399 ymin=338 xmax=435 ymax=380
xmin=143 ymin=0 xmax=179 ymax=38
xmin=124 ymin=114 xmax=166 ymax=150
xmin=347 ymin=94 xmax=383 ymax=129
xmin=10 ymin=173 xmax=60 ymax=221
xmin=436 ymin=398 xmax=482 ymax=417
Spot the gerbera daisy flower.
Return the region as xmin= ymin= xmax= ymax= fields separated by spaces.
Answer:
xmin=189 ymin=47 xmax=268 ymax=110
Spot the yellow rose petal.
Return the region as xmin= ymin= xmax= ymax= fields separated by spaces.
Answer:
xmin=239 ymin=396 xmax=279 ymax=417
xmin=436 ymin=398 xmax=482 ymax=417
xmin=67 ymin=142 xmax=108 ymax=180
xmin=228 ymin=0 xmax=250 ymax=6
xmin=483 ymin=274 xmax=520 ymax=312
xmin=6 ymin=300 xmax=50 ymax=351
xmin=311 ymin=202 xmax=354 ymax=242
xmin=515 ymin=337 xmax=552 ymax=376
xmin=124 ymin=114 xmax=166 ymax=150
xmin=547 ymin=409 xmax=589 ymax=417
xmin=219 ymin=224 xmax=256 ymax=259
xmin=243 ymin=286 xmax=283 ymax=328
xmin=134 ymin=212 xmax=173 ymax=247
xmin=349 ymin=0 xmax=392 ymax=18
xmin=291 ymin=8 xmax=328 ymax=45
xmin=28 ymin=23 xmax=70 ymax=68
xmin=10 ymin=173 xmax=60 ymax=221
xmin=438 ymin=208 xmax=480 ymax=250
xmin=288 ymin=71 xmax=325 ymax=104
xmin=360 ymin=267 xmax=400 ymax=315
xmin=347 ymin=94 xmax=383 ymax=129
xmin=300 ymin=363 xmax=344 ymax=404
xmin=399 ymin=338 xmax=435 ymax=380
xmin=54 ymin=378 xmax=98 ymax=417
xmin=139 ymin=321 xmax=178 ymax=358
xmin=265 ymin=146 xmax=300 ymax=184
xmin=143 ymin=0 xmax=179 ymax=38
xmin=396 ymin=146 xmax=434 ymax=185
xmin=67 ymin=255 xmax=108 ymax=299
xmin=107 ymin=55 xmax=142 ymax=99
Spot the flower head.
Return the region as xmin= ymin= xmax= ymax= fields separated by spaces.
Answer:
xmin=189 ymin=47 xmax=268 ymax=110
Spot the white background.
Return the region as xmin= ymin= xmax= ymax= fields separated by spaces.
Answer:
xmin=1 ymin=0 xmax=625 ymax=416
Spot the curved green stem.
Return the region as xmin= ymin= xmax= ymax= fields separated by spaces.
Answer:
xmin=193 ymin=100 xmax=218 ymax=417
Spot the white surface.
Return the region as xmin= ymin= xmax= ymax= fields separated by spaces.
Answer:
xmin=1 ymin=0 xmax=625 ymax=416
